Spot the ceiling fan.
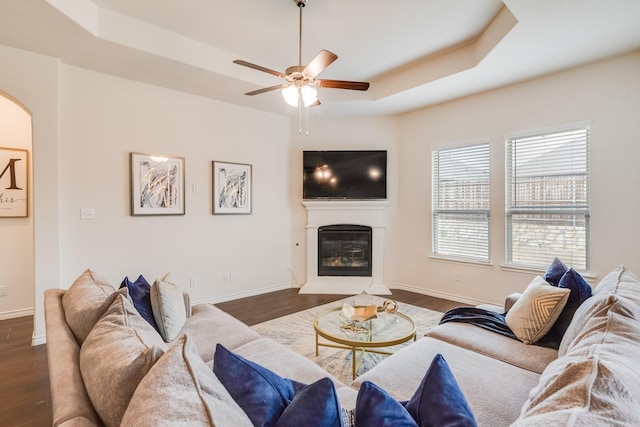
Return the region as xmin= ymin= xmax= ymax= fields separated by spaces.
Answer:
xmin=233 ymin=0 xmax=370 ymax=108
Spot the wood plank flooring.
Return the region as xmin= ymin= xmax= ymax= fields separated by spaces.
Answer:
xmin=0 ymin=288 xmax=460 ymax=426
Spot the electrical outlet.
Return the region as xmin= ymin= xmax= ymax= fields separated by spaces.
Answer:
xmin=0 ymin=286 xmax=8 ymax=297
xmin=223 ymin=273 xmax=231 ymax=283
xmin=189 ymin=277 xmax=197 ymax=287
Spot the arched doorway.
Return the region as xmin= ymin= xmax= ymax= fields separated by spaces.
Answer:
xmin=0 ymin=92 xmax=34 ymax=321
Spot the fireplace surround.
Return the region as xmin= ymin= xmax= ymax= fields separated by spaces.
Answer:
xmin=300 ymin=200 xmax=390 ymax=295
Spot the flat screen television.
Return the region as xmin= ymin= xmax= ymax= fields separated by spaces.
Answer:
xmin=303 ymin=150 xmax=387 ymax=200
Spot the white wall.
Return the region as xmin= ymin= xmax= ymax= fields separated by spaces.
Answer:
xmin=0 ymin=93 xmax=33 ymax=318
xmin=58 ymin=65 xmax=293 ymax=304
xmin=394 ymin=50 xmax=640 ymax=305
xmin=0 ymin=44 xmax=61 ymax=342
xmin=2 ymin=40 xmax=638 ymax=342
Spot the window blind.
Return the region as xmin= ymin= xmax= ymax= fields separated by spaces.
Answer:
xmin=432 ymin=143 xmax=490 ymax=261
xmin=506 ymin=125 xmax=590 ymax=270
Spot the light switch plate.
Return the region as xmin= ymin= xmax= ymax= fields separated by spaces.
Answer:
xmin=80 ymin=208 xmax=95 ymax=220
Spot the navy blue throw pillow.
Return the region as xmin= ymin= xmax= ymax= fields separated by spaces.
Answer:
xmin=119 ymin=275 xmax=159 ymax=332
xmin=543 ymin=257 xmax=569 ymax=286
xmin=543 ymin=268 xmax=592 ymax=344
xmin=355 ymin=354 xmax=477 ymax=427
xmin=213 ymin=344 xmax=343 ymax=427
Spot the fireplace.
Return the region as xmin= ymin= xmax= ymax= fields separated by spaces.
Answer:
xmin=318 ymin=225 xmax=372 ymax=277
xmin=300 ymin=200 xmax=390 ymax=295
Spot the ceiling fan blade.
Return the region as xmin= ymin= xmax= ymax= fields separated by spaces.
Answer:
xmin=233 ymin=60 xmax=286 ymax=79
xmin=316 ymin=79 xmax=370 ymax=91
xmin=308 ymin=99 xmax=321 ymax=107
xmin=245 ymin=84 xmax=290 ymax=96
xmin=303 ymin=50 xmax=338 ymax=78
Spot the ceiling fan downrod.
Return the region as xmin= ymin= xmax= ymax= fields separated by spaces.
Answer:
xmin=295 ymin=0 xmax=305 ymax=66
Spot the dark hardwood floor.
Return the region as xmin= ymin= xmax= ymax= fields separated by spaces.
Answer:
xmin=214 ymin=289 xmax=461 ymax=326
xmin=0 ymin=288 xmax=460 ymax=426
xmin=0 ymin=316 xmax=51 ymax=427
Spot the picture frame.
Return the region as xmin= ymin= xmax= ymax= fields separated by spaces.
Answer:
xmin=130 ymin=152 xmax=185 ymax=216
xmin=212 ymin=161 xmax=252 ymax=214
xmin=0 ymin=147 xmax=29 ymax=218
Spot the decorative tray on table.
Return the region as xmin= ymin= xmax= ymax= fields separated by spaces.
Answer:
xmin=339 ymin=299 xmax=398 ymax=323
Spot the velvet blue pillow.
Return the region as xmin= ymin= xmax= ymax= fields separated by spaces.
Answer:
xmin=543 ymin=268 xmax=592 ymax=344
xmin=543 ymin=257 xmax=568 ymax=286
xmin=355 ymin=354 xmax=477 ymax=427
xmin=213 ymin=344 xmax=343 ymax=427
xmin=119 ymin=275 xmax=159 ymax=332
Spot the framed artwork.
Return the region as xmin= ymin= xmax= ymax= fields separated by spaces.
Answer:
xmin=0 ymin=147 xmax=29 ymax=218
xmin=212 ymin=161 xmax=252 ymax=214
xmin=130 ymin=152 xmax=185 ymax=216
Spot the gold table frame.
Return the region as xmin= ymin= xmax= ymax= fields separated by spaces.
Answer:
xmin=313 ymin=306 xmax=417 ymax=380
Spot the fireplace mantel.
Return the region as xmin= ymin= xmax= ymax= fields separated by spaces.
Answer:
xmin=299 ymin=200 xmax=391 ymax=295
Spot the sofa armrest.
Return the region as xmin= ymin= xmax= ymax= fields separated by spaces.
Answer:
xmin=44 ymin=289 xmax=103 ymax=426
xmin=182 ymin=291 xmax=192 ymax=317
xmin=504 ymin=293 xmax=522 ymax=312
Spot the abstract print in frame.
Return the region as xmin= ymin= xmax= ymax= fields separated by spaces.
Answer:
xmin=0 ymin=147 xmax=29 ymax=217
xmin=130 ymin=152 xmax=185 ymax=215
xmin=212 ymin=161 xmax=252 ymax=214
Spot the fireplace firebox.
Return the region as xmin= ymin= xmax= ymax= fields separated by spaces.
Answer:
xmin=318 ymin=225 xmax=372 ymax=277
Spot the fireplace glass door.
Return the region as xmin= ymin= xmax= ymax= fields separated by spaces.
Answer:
xmin=318 ymin=224 xmax=372 ymax=277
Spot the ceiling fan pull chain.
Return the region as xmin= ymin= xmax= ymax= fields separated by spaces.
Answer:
xmin=298 ymin=97 xmax=303 ymax=134
xmin=305 ymin=105 xmax=310 ymax=137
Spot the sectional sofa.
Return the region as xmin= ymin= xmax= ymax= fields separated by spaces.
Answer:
xmin=44 ymin=265 xmax=640 ymax=426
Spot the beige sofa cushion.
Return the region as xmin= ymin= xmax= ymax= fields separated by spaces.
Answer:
xmin=151 ymin=275 xmax=187 ymax=342
xmin=181 ymin=303 xmax=262 ymax=365
xmin=426 ymin=322 xmax=557 ymax=374
xmin=121 ymin=334 xmax=252 ymax=427
xmin=516 ymin=270 xmax=640 ymax=426
xmin=593 ymin=265 xmax=640 ymax=305
xmin=353 ymin=336 xmax=540 ymax=427
xmin=505 ymin=276 xmax=570 ymax=344
xmin=62 ymin=269 xmax=117 ymax=344
xmin=80 ymin=294 xmax=168 ymax=427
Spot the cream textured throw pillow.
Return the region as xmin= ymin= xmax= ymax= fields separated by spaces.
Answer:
xmin=506 ymin=276 xmax=570 ymax=344
xmin=121 ymin=334 xmax=253 ymax=427
xmin=61 ymin=269 xmax=117 ymax=344
xmin=80 ymin=294 xmax=168 ymax=427
xmin=151 ymin=275 xmax=187 ymax=342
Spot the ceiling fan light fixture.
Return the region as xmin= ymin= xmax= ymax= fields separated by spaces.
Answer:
xmin=282 ymin=84 xmax=317 ymax=107
xmin=282 ymin=85 xmax=299 ymax=106
xmin=300 ymin=84 xmax=317 ymax=107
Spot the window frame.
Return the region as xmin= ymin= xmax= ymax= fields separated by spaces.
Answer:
xmin=504 ymin=121 xmax=591 ymax=271
xmin=431 ymin=140 xmax=491 ymax=263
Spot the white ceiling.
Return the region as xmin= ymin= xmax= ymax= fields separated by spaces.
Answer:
xmin=1 ymin=0 xmax=640 ymax=117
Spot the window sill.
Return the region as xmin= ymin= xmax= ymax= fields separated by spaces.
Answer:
xmin=428 ymin=255 xmax=493 ymax=268
xmin=500 ymin=264 xmax=597 ymax=282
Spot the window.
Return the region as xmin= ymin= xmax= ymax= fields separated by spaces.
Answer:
xmin=432 ymin=142 xmax=490 ymax=262
xmin=506 ymin=123 xmax=590 ymax=270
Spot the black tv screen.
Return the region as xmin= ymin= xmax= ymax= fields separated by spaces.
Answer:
xmin=303 ymin=150 xmax=387 ymax=200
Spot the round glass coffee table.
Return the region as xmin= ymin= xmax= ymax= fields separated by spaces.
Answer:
xmin=313 ymin=306 xmax=416 ymax=379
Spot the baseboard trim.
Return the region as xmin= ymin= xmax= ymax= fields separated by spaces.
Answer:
xmin=32 ymin=333 xmax=46 ymax=346
xmin=193 ymin=282 xmax=296 ymax=305
xmin=388 ymin=283 xmax=500 ymax=307
xmin=0 ymin=307 xmax=33 ymax=321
